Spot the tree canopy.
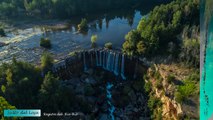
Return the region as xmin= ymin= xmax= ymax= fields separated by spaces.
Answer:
xmin=0 ymin=0 xmax=146 ymax=18
xmin=122 ymin=0 xmax=199 ymax=67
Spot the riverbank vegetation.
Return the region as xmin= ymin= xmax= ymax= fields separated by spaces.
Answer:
xmin=175 ymin=72 xmax=199 ymax=103
xmin=41 ymin=52 xmax=53 ymax=71
xmin=0 ymin=0 xmax=199 ymax=119
xmin=143 ymin=64 xmax=200 ymax=119
xmin=122 ymin=0 xmax=199 ymax=67
xmin=78 ymin=18 xmax=88 ymax=32
xmin=0 ymin=0 xmax=159 ymax=19
xmin=121 ymin=0 xmax=200 ymax=119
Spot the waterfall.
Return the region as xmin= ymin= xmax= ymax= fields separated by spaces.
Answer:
xmin=100 ymin=51 xmax=103 ymax=67
xmin=103 ymin=51 xmax=107 ymax=69
xmin=107 ymin=52 xmax=111 ymax=71
xmin=113 ymin=54 xmax=119 ymax=76
xmin=110 ymin=53 xmax=115 ymax=72
xmin=82 ymin=50 xmax=129 ymax=80
xmin=83 ymin=52 xmax=87 ymax=71
xmin=96 ymin=51 xmax=99 ymax=66
xmin=121 ymin=54 xmax=126 ymax=80
xmin=106 ymin=82 xmax=115 ymax=120
xmin=90 ymin=51 xmax=93 ymax=67
xmin=108 ymin=52 xmax=112 ymax=71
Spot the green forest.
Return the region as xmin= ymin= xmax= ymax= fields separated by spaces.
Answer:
xmin=0 ymin=0 xmax=200 ymax=119
xmin=122 ymin=0 xmax=199 ymax=67
xmin=122 ymin=0 xmax=200 ymax=119
xmin=0 ymin=0 xmax=168 ymax=18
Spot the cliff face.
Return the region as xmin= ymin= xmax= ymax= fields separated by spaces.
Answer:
xmin=50 ymin=49 xmax=150 ymax=119
xmin=51 ymin=49 xmax=199 ymax=119
xmin=52 ymin=49 xmax=148 ymax=80
xmin=145 ymin=64 xmax=199 ymax=120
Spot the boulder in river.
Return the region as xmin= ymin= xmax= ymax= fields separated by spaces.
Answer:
xmin=0 ymin=42 xmax=8 ymax=47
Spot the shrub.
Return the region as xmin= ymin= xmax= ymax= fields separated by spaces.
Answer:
xmin=91 ymin=35 xmax=98 ymax=48
xmin=152 ymin=70 xmax=163 ymax=89
xmin=143 ymin=73 xmax=149 ymax=80
xmin=40 ymin=72 xmax=60 ymax=94
xmin=78 ymin=18 xmax=88 ymax=31
xmin=1 ymin=85 xmax=6 ymax=93
xmin=167 ymin=74 xmax=175 ymax=83
xmin=178 ymin=80 xmax=196 ymax=97
xmin=105 ymin=42 xmax=113 ymax=49
xmin=175 ymin=91 xmax=184 ymax=103
xmin=0 ymin=96 xmax=16 ymax=119
xmin=148 ymin=95 xmax=162 ymax=111
xmin=91 ymin=35 xmax=98 ymax=43
xmin=144 ymin=81 xmax=152 ymax=93
xmin=0 ymin=28 xmax=6 ymax=37
xmin=41 ymin=52 xmax=53 ymax=71
xmin=180 ymin=38 xmax=199 ymax=67
xmin=40 ymin=37 xmax=51 ymax=48
xmin=155 ymin=79 xmax=163 ymax=89
xmin=153 ymin=108 xmax=163 ymax=120
xmin=154 ymin=71 xmax=162 ymax=80
xmin=175 ymin=80 xmax=197 ymax=103
xmin=137 ymin=41 xmax=146 ymax=54
xmin=187 ymin=72 xmax=199 ymax=82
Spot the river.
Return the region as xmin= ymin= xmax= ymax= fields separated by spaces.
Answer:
xmin=0 ymin=3 xmax=164 ymax=64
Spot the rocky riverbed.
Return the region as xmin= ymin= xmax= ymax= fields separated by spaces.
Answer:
xmin=59 ymin=68 xmax=150 ymax=120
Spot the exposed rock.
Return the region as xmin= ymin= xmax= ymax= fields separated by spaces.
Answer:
xmin=161 ymin=96 xmax=183 ymax=120
xmin=148 ymin=64 xmax=191 ymax=120
xmin=0 ymin=42 xmax=8 ymax=47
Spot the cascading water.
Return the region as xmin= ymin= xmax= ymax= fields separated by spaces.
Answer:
xmin=107 ymin=52 xmax=111 ymax=71
xmin=93 ymin=50 xmax=127 ymax=80
xmin=83 ymin=52 xmax=87 ymax=71
xmin=100 ymin=51 xmax=103 ymax=66
xmin=110 ymin=53 xmax=115 ymax=72
xmin=90 ymin=52 xmax=93 ymax=67
xmin=106 ymin=82 xmax=115 ymax=120
xmin=113 ymin=54 xmax=119 ymax=76
xmin=103 ymin=51 xmax=107 ymax=70
xmin=96 ymin=51 xmax=99 ymax=66
xmin=121 ymin=54 xmax=126 ymax=80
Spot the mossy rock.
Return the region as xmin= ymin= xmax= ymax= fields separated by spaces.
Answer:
xmin=0 ymin=28 xmax=6 ymax=37
xmin=40 ymin=37 xmax=51 ymax=48
xmin=104 ymin=42 xmax=113 ymax=49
